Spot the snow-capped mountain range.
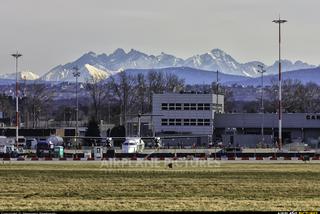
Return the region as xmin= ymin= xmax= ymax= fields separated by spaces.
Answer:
xmin=41 ymin=48 xmax=315 ymax=81
xmin=0 ymin=48 xmax=317 ymax=84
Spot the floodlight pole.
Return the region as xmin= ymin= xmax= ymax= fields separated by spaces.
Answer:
xmin=216 ymin=70 xmax=219 ymax=113
xmin=137 ymin=113 xmax=141 ymax=137
xmin=257 ymin=65 xmax=266 ymax=144
xmin=273 ymin=17 xmax=287 ymax=150
xmin=11 ymin=51 xmax=22 ymax=146
xmin=73 ymin=67 xmax=80 ymax=142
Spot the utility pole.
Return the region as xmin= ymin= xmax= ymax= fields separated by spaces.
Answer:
xmin=11 ymin=51 xmax=22 ymax=146
xmin=273 ymin=16 xmax=287 ymax=150
xmin=257 ymin=64 xmax=266 ymax=144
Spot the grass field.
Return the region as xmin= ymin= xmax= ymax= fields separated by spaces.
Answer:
xmin=0 ymin=161 xmax=320 ymax=211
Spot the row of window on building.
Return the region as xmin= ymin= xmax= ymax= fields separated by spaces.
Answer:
xmin=161 ymin=118 xmax=211 ymax=126
xmin=161 ymin=103 xmax=222 ymax=111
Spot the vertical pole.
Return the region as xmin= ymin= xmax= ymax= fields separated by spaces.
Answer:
xmin=11 ymin=52 xmax=22 ymax=147
xmin=273 ymin=17 xmax=287 ymax=150
xmin=261 ymin=71 xmax=264 ymax=143
xmin=108 ymin=99 xmax=111 ymax=124
xmin=16 ymin=57 xmax=19 ymax=145
xmin=216 ymin=70 xmax=219 ymax=113
xmin=76 ymin=74 xmax=79 ymax=138
xmin=278 ymin=21 xmax=282 ymax=150
xmin=137 ymin=113 xmax=141 ymax=137
xmin=258 ymin=64 xmax=266 ymax=145
xmin=72 ymin=67 xmax=80 ymax=150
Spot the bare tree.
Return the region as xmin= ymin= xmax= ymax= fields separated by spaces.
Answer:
xmin=282 ymin=79 xmax=305 ymax=113
xmin=304 ymin=82 xmax=320 ymax=113
xmin=145 ymin=70 xmax=185 ymax=112
xmin=23 ymin=82 xmax=55 ymax=128
xmin=136 ymin=73 xmax=147 ymax=113
xmin=164 ymin=72 xmax=185 ymax=92
xmin=107 ymin=71 xmax=138 ymax=125
xmin=0 ymin=94 xmax=14 ymax=123
xmin=85 ymin=73 xmax=107 ymax=121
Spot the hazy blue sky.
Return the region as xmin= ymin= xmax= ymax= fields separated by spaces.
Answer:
xmin=1 ymin=0 xmax=319 ymax=75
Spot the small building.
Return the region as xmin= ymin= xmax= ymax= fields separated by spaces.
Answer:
xmin=152 ymin=92 xmax=224 ymax=136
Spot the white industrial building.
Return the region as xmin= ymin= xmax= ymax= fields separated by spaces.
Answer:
xmin=152 ymin=92 xmax=224 ymax=136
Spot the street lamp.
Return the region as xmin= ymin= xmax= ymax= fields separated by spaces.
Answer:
xmin=72 ymin=67 xmax=80 ymax=141
xmin=11 ymin=51 xmax=22 ymax=146
xmin=257 ymin=64 xmax=266 ymax=144
xmin=273 ymin=16 xmax=287 ymax=150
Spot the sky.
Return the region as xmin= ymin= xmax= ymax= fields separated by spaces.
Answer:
xmin=1 ymin=0 xmax=320 ymax=75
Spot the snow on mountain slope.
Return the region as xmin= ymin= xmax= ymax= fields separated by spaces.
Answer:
xmin=41 ymin=64 xmax=112 ymax=82
xmin=0 ymin=71 xmax=40 ymax=80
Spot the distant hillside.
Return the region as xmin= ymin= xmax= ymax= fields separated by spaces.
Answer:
xmin=233 ymin=67 xmax=320 ymax=86
xmin=115 ymin=67 xmax=251 ymax=85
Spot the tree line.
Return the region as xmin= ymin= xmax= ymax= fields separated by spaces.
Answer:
xmin=0 ymin=75 xmax=320 ymax=128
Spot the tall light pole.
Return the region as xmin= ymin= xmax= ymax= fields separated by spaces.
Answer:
xmin=257 ymin=64 xmax=266 ymax=144
xmin=273 ymin=17 xmax=287 ymax=150
xmin=11 ymin=51 xmax=22 ymax=146
xmin=216 ymin=70 xmax=219 ymax=113
xmin=73 ymin=67 xmax=80 ymax=141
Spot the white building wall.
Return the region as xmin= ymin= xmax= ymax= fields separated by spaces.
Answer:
xmin=152 ymin=93 xmax=224 ymax=135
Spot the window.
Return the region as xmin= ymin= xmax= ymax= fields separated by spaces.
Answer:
xmin=176 ymin=119 xmax=182 ymax=126
xmin=204 ymin=103 xmax=210 ymax=110
xmin=183 ymin=119 xmax=190 ymax=126
xmin=190 ymin=119 xmax=196 ymax=126
xmin=161 ymin=119 xmax=168 ymax=126
xmin=190 ymin=103 xmax=197 ymax=110
xmin=204 ymin=119 xmax=210 ymax=126
xmin=169 ymin=103 xmax=175 ymax=110
xmin=169 ymin=119 xmax=175 ymax=126
xmin=183 ymin=103 xmax=190 ymax=110
xmin=197 ymin=119 xmax=204 ymax=126
xmin=176 ymin=103 xmax=182 ymax=110
xmin=161 ymin=103 xmax=168 ymax=110
xmin=197 ymin=103 xmax=204 ymax=110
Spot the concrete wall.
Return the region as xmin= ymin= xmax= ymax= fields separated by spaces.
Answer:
xmin=222 ymin=134 xmax=273 ymax=147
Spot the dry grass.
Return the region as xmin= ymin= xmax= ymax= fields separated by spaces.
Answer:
xmin=0 ymin=161 xmax=320 ymax=211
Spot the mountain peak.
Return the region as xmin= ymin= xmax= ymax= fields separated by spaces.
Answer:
xmin=87 ymin=51 xmax=96 ymax=56
xmin=128 ymin=48 xmax=145 ymax=56
xmin=210 ymin=48 xmax=227 ymax=56
xmin=112 ymin=48 xmax=126 ymax=56
xmin=210 ymin=48 xmax=224 ymax=53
